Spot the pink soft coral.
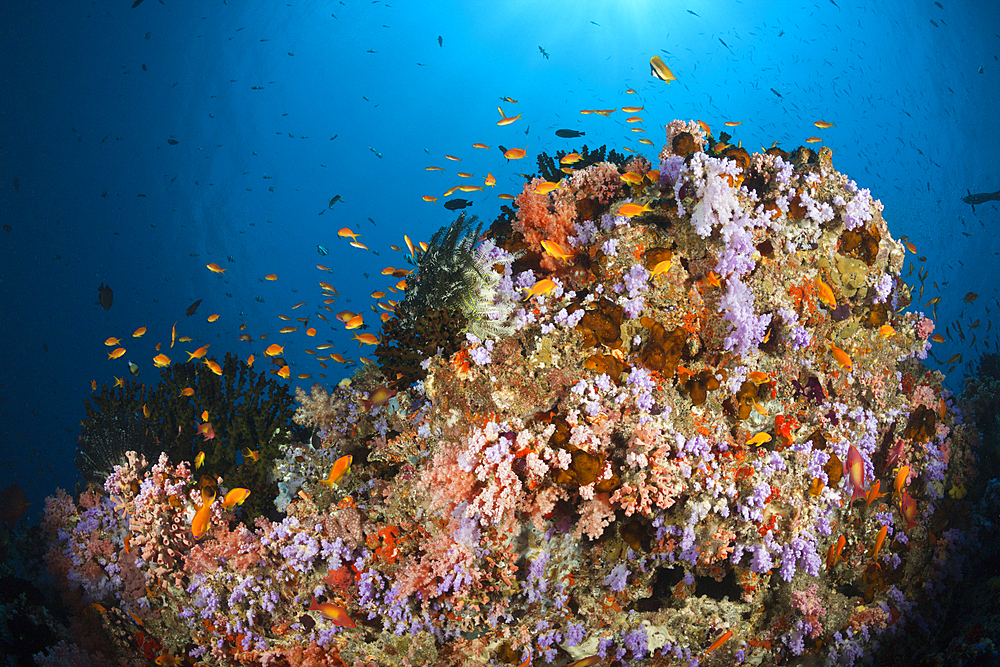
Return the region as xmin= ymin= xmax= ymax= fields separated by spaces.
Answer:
xmin=513 ymin=178 xmax=578 ymax=272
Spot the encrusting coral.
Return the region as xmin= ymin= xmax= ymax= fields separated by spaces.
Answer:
xmin=42 ymin=118 xmax=983 ymax=667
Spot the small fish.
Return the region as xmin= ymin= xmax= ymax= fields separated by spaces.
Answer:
xmin=265 ymin=343 xmax=285 ymax=357
xmin=870 ymin=524 xmax=888 ymax=561
xmin=180 ymin=387 xmax=195 ymax=397
xmin=444 ymin=198 xmax=473 ymax=210
xmin=879 ymin=324 xmax=896 ymax=338
xmin=279 ymin=326 xmax=299 ymax=334
xmin=930 ymin=334 xmax=945 ymax=343
xmin=616 ymin=202 xmax=654 ymax=217
xmin=561 ymin=152 xmax=583 ymax=164
xmin=108 ymin=347 xmax=127 ymax=360
xmin=523 ymin=279 xmax=557 ymax=299
xmin=207 ymin=314 xmax=219 ymax=322
xmin=705 ymin=630 xmax=732 ymax=654
xmin=308 ymin=597 xmax=355 ymax=627
xmin=805 ymin=137 xmax=822 ymax=143
xmin=204 ymin=360 xmax=223 ymax=376
xmin=555 ymin=129 xmax=585 ymax=138
xmin=724 ymin=121 xmax=742 ymax=126
xmin=503 ymin=148 xmax=527 ymax=160
xmin=191 ymin=487 xmax=215 ymax=539
xmin=353 ymin=333 xmax=380 ymax=345
xmin=132 ymin=326 xmax=147 ymax=338
xmin=153 ymin=353 xmax=171 ymax=368
xmin=317 ymin=245 xmax=329 ymax=255
xmin=194 ymin=451 xmax=205 ymax=469
xmin=746 ymin=432 xmax=771 ymax=447
xmin=649 ymin=55 xmax=676 ymax=82
xmin=541 ymin=240 xmax=575 ymax=262
xmin=816 ymin=276 xmax=837 ymax=307
xmin=98 ymin=282 xmax=114 ymax=310
xmin=321 ymin=455 xmax=353 ymax=488
xmin=827 ymin=342 xmax=852 ymax=372
xmin=186 ymin=299 xmax=203 ymax=316
xmin=964 ymin=291 xmax=979 ymax=302
xmin=277 ymin=365 xmax=291 ymax=379
xmin=846 ymin=444 xmax=866 ymax=503
xmin=814 ymin=120 xmax=835 ymax=129
xmin=206 ymin=263 xmax=226 ymax=274
xmin=345 ymin=314 xmax=364 ymax=329
xmin=105 ymin=337 xmax=121 ymax=346
xmin=223 ymin=488 xmax=251 ymax=510
xmin=534 ymin=181 xmax=561 ymax=195
xmin=497 ymin=113 xmax=522 ymax=126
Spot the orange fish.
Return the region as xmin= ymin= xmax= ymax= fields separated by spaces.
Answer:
xmin=899 ymin=491 xmax=918 ymax=531
xmin=345 ymin=314 xmax=364 ymax=329
xmin=206 ymin=263 xmax=226 ymax=274
xmin=444 ymin=154 xmax=462 ymax=161
xmin=317 ymin=264 xmax=332 ymax=271
xmin=153 ymin=353 xmax=171 ymax=368
xmin=338 ymin=227 xmax=360 ymax=240
xmin=523 ymin=279 xmax=557 ymax=299
xmin=892 ymin=465 xmax=910 ymax=504
xmin=170 ymin=321 xmax=177 ymax=348
xmin=308 ymin=597 xmax=355 ymax=627
xmin=620 ymin=172 xmax=643 ymax=185
xmin=361 ymin=386 xmax=396 ymax=410
xmin=814 ymin=120 xmax=835 ymax=129
xmin=104 ymin=337 xmax=121 ymax=346
xmin=805 ymin=137 xmax=822 ymax=143
xmin=265 ymin=343 xmax=284 ymax=357
xmin=277 ymin=366 xmax=290 ymax=379
xmin=496 ymin=113 xmax=522 ymax=126
xmin=541 ymin=240 xmax=574 ymax=262
xmin=705 ymin=630 xmax=733 ymax=654
xmin=247 ymin=354 xmax=255 ymax=367
xmin=870 ymin=524 xmax=888 ymax=561
xmin=879 ymin=324 xmax=896 ymax=338
xmin=616 ymin=202 xmax=654 ymax=217
xmin=207 ymin=314 xmax=219 ymax=323
xmin=114 ymin=376 xmax=124 ymax=388
xmin=503 ymin=148 xmax=527 ymax=160
xmin=816 ymin=276 xmax=836 ymax=307
xmin=222 ymin=488 xmax=251 ymax=510
xmin=560 ymin=153 xmax=582 ymax=164
xmin=422 ymin=195 xmax=438 ymax=202
xmin=533 ymin=181 xmax=559 ymax=194
xmin=930 ymin=334 xmax=945 ymax=343
xmin=864 ymin=479 xmax=888 ymax=509
xmin=746 ymin=432 xmax=771 ymax=447
xmin=747 ymin=371 xmax=771 ymax=385
xmin=485 ymin=173 xmax=496 ymax=187
xmin=279 ymin=326 xmax=299 ymax=334
xmin=132 ymin=326 xmax=146 ymax=338
xmin=180 ymin=387 xmax=195 ymax=397
xmin=724 ymin=121 xmax=742 ymax=126
xmin=306 ymin=328 xmax=317 ymax=336
xmin=108 ymin=347 xmax=127 ymax=360
xmin=204 ymin=360 xmax=223 ymax=376
xmin=828 ymin=342 xmax=852 ymax=372
xmin=321 ymin=455 xmax=353 ymax=488
xmin=186 ymin=344 xmax=211 ymax=362
xmin=191 ymin=487 xmax=215 ymax=539
xmin=91 ymin=379 xmax=97 ymax=390
xmin=353 ymin=333 xmax=380 ymax=346
xmin=846 ymin=444 xmax=866 ymax=504
xmin=265 ymin=274 xmax=278 ymax=281
xmin=194 ymin=451 xmax=205 ymax=469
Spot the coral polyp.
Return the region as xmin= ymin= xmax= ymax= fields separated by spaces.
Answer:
xmin=41 ymin=119 xmax=980 ymax=667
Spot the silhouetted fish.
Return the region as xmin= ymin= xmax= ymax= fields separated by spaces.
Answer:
xmin=98 ymin=283 xmax=113 ymax=310
xmin=444 ymin=198 xmax=473 ymax=211
xmin=556 ymin=129 xmax=585 ymax=138
xmin=186 ymin=299 xmax=203 ymax=316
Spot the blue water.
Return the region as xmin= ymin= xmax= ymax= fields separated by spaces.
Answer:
xmin=1 ymin=0 xmax=997 ymax=520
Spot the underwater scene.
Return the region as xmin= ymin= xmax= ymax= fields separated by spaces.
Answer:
xmin=2 ymin=0 xmax=1000 ymax=665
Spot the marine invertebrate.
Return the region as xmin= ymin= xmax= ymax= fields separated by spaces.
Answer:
xmin=45 ymin=118 xmax=983 ymax=667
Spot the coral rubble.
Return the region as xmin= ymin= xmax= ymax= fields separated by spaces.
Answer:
xmin=42 ymin=120 xmax=982 ymax=666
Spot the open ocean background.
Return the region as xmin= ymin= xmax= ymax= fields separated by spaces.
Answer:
xmin=1 ymin=0 xmax=998 ymax=523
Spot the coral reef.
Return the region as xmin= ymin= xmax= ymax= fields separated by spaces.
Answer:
xmin=44 ymin=119 xmax=986 ymax=666
xmin=78 ymin=352 xmax=306 ymax=521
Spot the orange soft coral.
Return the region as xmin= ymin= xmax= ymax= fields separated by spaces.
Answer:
xmin=513 ymin=178 xmax=578 ymax=272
